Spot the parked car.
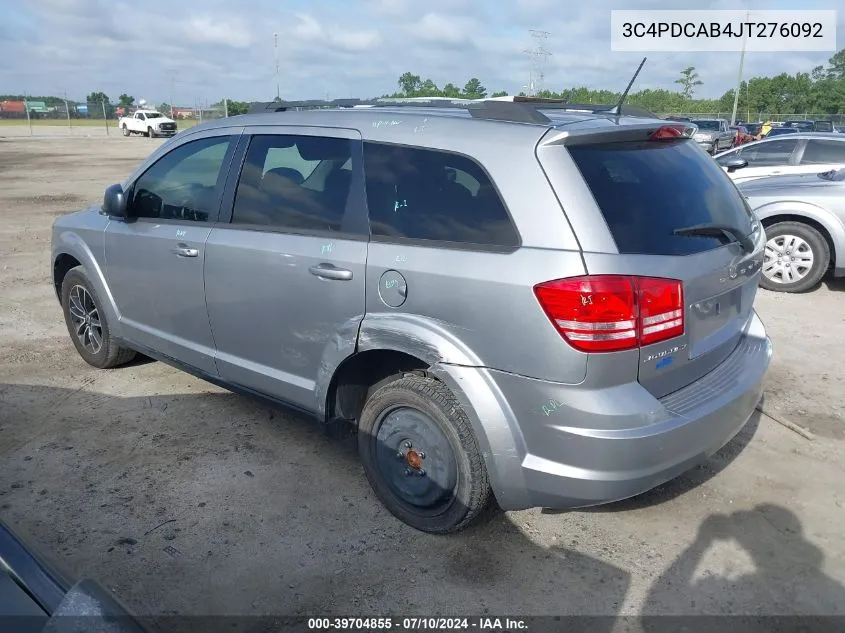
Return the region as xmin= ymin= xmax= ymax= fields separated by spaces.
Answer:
xmin=730 ymin=125 xmax=754 ymax=145
xmin=118 ymin=109 xmax=178 ymax=138
xmin=743 ymin=122 xmax=764 ymax=139
xmin=739 ymin=168 xmax=845 ymax=292
xmin=764 ymin=127 xmax=800 ymax=138
xmin=715 ymin=133 xmax=845 ymax=183
xmin=690 ymin=118 xmax=735 ymax=153
xmin=782 ymin=120 xmax=816 ymax=132
xmin=813 ymin=120 xmax=838 ymax=133
xmin=51 ymin=99 xmax=772 ymax=533
xmin=0 ymin=520 xmax=147 ymax=632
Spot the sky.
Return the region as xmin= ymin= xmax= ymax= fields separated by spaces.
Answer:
xmin=0 ymin=0 xmax=842 ymax=105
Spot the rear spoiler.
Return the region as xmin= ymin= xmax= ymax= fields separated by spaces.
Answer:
xmin=539 ymin=121 xmax=697 ymax=146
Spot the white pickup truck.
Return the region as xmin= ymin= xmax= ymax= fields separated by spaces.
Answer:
xmin=119 ymin=110 xmax=178 ymax=138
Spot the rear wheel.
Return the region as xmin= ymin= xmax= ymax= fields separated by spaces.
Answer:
xmin=357 ymin=374 xmax=492 ymax=534
xmin=61 ymin=267 xmax=136 ymax=368
xmin=761 ymin=221 xmax=829 ymax=293
xmin=121 ymin=124 xmax=129 ymax=137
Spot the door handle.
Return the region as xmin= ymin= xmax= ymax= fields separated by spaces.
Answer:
xmin=172 ymin=243 xmax=198 ymax=258
xmin=309 ymin=263 xmax=353 ymax=281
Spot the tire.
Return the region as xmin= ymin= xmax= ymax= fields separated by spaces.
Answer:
xmin=357 ymin=373 xmax=492 ymax=534
xmin=147 ymin=127 xmax=154 ymax=138
xmin=121 ymin=124 xmax=129 ymax=137
xmin=61 ymin=266 xmax=136 ymax=369
xmin=760 ymin=221 xmax=830 ymax=293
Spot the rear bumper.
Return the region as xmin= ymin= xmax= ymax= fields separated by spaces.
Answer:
xmin=443 ymin=311 xmax=771 ymax=511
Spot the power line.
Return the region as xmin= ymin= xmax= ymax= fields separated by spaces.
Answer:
xmin=523 ymin=30 xmax=552 ymax=96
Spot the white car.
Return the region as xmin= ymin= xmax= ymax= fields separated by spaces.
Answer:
xmin=715 ymin=133 xmax=845 ymax=184
xmin=118 ymin=110 xmax=178 ymax=138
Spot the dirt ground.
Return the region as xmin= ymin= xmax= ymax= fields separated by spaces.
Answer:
xmin=1 ymin=136 xmax=844 ymax=621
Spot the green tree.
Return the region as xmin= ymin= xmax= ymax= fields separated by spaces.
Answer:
xmin=158 ymin=102 xmax=171 ymax=115
xmin=441 ymin=83 xmax=462 ymax=98
xmin=86 ymin=91 xmax=110 ymax=105
xmin=825 ymin=48 xmax=845 ymax=79
xmin=398 ymin=72 xmax=422 ymax=96
xmin=225 ymin=100 xmax=250 ymax=116
xmin=418 ymin=78 xmax=441 ymax=97
xmin=674 ymin=67 xmax=703 ymax=99
xmin=490 ymin=90 xmax=508 ymax=98
xmin=118 ymin=94 xmax=135 ymax=107
xmin=462 ymin=78 xmax=487 ymax=99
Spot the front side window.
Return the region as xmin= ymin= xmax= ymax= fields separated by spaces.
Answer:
xmin=231 ymin=135 xmax=354 ymax=232
xmin=131 ymin=136 xmax=233 ymax=222
xmin=738 ymin=139 xmax=798 ymax=167
xmin=362 ymin=143 xmax=519 ymax=247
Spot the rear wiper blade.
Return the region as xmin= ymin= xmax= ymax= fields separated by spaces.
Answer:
xmin=673 ymin=223 xmax=755 ymax=252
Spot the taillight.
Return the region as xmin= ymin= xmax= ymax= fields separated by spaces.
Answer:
xmin=649 ymin=125 xmax=693 ymax=140
xmin=533 ymin=275 xmax=684 ymax=353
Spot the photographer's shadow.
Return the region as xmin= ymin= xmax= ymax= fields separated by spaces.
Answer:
xmin=643 ymin=504 xmax=845 ymax=626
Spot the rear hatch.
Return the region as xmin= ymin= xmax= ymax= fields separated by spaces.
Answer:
xmin=537 ymin=124 xmax=764 ymax=398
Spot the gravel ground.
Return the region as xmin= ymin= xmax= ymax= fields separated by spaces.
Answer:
xmin=1 ymin=137 xmax=844 ymax=621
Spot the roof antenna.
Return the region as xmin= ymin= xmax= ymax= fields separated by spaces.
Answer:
xmin=610 ymin=57 xmax=647 ymax=116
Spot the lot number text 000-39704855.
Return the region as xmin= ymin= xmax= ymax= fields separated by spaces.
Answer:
xmin=610 ymin=9 xmax=838 ymax=52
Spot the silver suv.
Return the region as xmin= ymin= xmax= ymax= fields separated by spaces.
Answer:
xmin=51 ymin=98 xmax=773 ymax=533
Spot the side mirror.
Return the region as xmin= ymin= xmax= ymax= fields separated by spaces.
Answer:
xmin=103 ymin=184 xmax=128 ymax=218
xmin=725 ymin=157 xmax=748 ymax=173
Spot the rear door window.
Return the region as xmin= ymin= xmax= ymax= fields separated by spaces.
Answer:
xmin=231 ymin=135 xmax=354 ymax=232
xmin=569 ymin=138 xmax=753 ymax=256
xmin=800 ymin=139 xmax=845 ymax=165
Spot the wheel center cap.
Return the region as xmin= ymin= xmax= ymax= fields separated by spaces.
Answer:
xmin=405 ymin=449 xmax=423 ymax=470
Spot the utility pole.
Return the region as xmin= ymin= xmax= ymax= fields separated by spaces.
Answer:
xmin=523 ymin=30 xmax=552 ymax=96
xmin=64 ymin=91 xmax=72 ymax=134
xmin=168 ymin=71 xmax=176 ymax=118
xmin=730 ymin=12 xmax=749 ymax=126
xmin=274 ymin=32 xmax=280 ymax=100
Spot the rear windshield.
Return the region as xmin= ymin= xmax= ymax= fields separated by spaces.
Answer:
xmin=691 ymin=120 xmax=720 ymax=130
xmin=568 ymin=138 xmax=754 ymax=256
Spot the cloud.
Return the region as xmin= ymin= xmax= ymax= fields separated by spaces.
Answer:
xmin=183 ymin=16 xmax=252 ymax=48
xmin=2 ymin=0 xmax=842 ymax=104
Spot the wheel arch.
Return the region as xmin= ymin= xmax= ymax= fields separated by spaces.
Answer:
xmin=320 ymin=314 xmax=529 ymax=510
xmin=52 ymin=234 xmax=122 ymax=333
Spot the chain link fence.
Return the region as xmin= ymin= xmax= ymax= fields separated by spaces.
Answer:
xmin=661 ymin=112 xmax=845 ymax=126
xmin=0 ymin=98 xmax=229 ymax=137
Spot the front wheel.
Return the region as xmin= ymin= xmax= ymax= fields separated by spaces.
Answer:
xmin=147 ymin=127 xmax=155 ymax=138
xmin=61 ymin=267 xmax=136 ymax=368
xmin=121 ymin=124 xmax=129 ymax=137
xmin=357 ymin=374 xmax=492 ymax=534
xmin=761 ymin=221 xmax=830 ymax=293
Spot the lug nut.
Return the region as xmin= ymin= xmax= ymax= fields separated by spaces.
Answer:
xmin=404 ymin=441 xmax=412 ymax=449
xmin=418 ymin=452 xmax=425 ymax=459
xmin=396 ymin=451 xmax=404 ymax=459
xmin=404 ymin=469 xmax=412 ymax=476
xmin=418 ymin=469 xmax=426 ymax=477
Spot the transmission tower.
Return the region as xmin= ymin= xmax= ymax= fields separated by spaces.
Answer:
xmin=523 ymin=30 xmax=552 ymax=96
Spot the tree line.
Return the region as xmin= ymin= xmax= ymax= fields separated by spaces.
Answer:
xmin=375 ymin=49 xmax=845 ymax=116
xmin=5 ymin=48 xmax=843 ymax=118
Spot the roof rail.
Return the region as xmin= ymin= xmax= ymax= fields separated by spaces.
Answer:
xmin=245 ymin=97 xmax=657 ymax=123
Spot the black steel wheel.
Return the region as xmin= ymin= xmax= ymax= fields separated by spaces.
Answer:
xmin=358 ymin=374 xmax=492 ymax=534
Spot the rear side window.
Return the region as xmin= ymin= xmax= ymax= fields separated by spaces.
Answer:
xmin=801 ymin=139 xmax=845 ymax=165
xmin=232 ymin=135 xmax=353 ymax=232
xmin=362 ymin=142 xmax=519 ymax=247
xmin=569 ymin=138 xmax=753 ymax=256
